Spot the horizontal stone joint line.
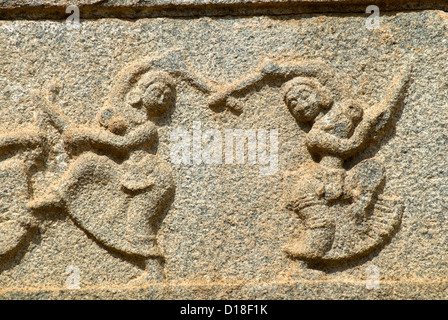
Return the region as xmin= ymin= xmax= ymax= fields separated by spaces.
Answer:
xmin=0 ymin=1 xmax=447 ymax=20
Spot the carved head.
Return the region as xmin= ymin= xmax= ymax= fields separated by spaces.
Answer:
xmin=127 ymin=71 xmax=176 ymax=117
xmin=283 ymin=77 xmax=333 ymax=123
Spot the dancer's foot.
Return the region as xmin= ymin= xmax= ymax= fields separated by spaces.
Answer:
xmin=284 ymin=223 xmax=335 ymax=260
xmin=127 ymin=258 xmax=165 ymax=287
xmin=284 ymin=241 xmax=326 ymax=260
xmin=0 ymin=220 xmax=28 ymax=256
xmin=127 ymin=271 xmax=165 ymax=287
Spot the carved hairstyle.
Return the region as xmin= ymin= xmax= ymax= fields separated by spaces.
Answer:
xmin=283 ymin=77 xmax=333 ymax=123
xmin=127 ymin=71 xmax=176 ymax=117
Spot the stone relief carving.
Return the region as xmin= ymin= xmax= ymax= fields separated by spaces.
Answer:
xmin=0 ymin=129 xmax=46 ymax=258
xmin=28 ymin=72 xmax=176 ymax=260
xmin=282 ymin=63 xmax=410 ymax=263
xmin=0 ymin=51 xmax=218 ymax=281
xmin=0 ymin=51 xmax=411 ymax=276
xmin=208 ymin=58 xmax=411 ymax=264
xmin=207 ymin=59 xmax=334 ymax=114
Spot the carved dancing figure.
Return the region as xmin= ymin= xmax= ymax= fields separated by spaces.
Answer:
xmin=207 ymin=58 xmax=410 ymax=262
xmin=27 ymin=52 xmax=211 ymax=282
xmin=283 ymin=64 xmax=411 ymax=261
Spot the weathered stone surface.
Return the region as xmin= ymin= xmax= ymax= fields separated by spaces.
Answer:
xmin=0 ymin=3 xmax=447 ymax=299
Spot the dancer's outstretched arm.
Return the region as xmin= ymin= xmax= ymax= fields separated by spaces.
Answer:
xmin=168 ymin=69 xmax=216 ymax=94
xmin=208 ymin=59 xmax=333 ymax=110
xmin=0 ymin=129 xmax=46 ymax=153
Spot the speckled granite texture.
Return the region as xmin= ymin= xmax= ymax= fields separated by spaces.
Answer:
xmin=0 ymin=2 xmax=447 ymax=299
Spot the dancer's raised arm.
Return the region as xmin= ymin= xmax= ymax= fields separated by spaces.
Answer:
xmin=306 ymin=64 xmax=411 ymax=159
xmin=367 ymin=63 xmax=411 ymax=139
xmin=31 ymin=90 xmax=70 ymax=133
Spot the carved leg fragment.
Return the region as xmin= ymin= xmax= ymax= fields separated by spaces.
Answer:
xmin=285 ymin=205 xmax=335 ymax=260
xmin=0 ymin=160 xmax=35 ymax=257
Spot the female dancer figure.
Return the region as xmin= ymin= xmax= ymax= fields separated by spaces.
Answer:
xmin=284 ymin=65 xmax=410 ymax=260
xmin=29 ymin=67 xmax=178 ymax=282
xmin=207 ymin=57 xmax=409 ymax=260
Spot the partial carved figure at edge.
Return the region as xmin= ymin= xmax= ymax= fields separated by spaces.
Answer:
xmin=0 ymin=129 xmax=46 ymax=258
